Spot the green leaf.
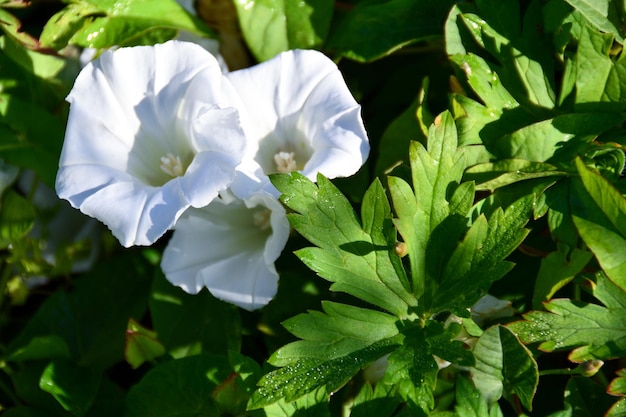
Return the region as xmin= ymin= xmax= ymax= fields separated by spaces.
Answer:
xmin=532 ymin=245 xmax=593 ymax=308
xmin=271 ymin=302 xmax=400 ymax=367
xmin=39 ymin=359 xmax=101 ymax=417
xmin=375 ymin=92 xmax=423 ymax=177
xmin=454 ymin=376 xmax=503 ymax=417
xmin=575 ymin=26 xmax=626 ymax=112
xmin=0 ymin=8 xmax=47 ymax=51
xmin=485 ymin=113 xmax=624 ymax=163
xmin=456 ymin=0 xmax=557 ymax=109
xmin=0 ymin=190 xmax=34 ymax=249
xmin=124 ymin=318 xmax=165 ymax=370
xmin=273 ymin=173 xmax=415 ymax=317
xmin=124 ymin=354 xmax=229 ymax=417
xmin=379 ymin=321 xmax=473 ymax=414
xmin=0 ymin=94 xmax=65 ymax=188
xmin=45 ymin=0 xmax=215 ymax=49
xmin=349 ymin=383 xmax=402 ymax=417
xmin=249 ymin=302 xmax=403 ymax=409
xmin=570 ymin=158 xmax=626 ymax=287
xmin=470 ymin=325 xmax=538 ymax=411
xmin=149 ymin=270 xmax=241 ymax=358
xmin=465 ymin=159 xmax=566 ymax=192
xmin=563 ymin=376 xmax=616 ymax=416
xmin=509 ymin=271 xmax=626 ymax=362
xmin=389 ymin=111 xmax=466 ymax=302
xmin=608 ymin=369 xmax=626 ymax=396
xmin=450 ymin=53 xmax=519 ymax=112
xmin=233 ymin=0 xmax=333 ymax=62
xmin=380 ymin=328 xmax=437 ymax=414
xmin=39 ymin=2 xmax=103 ymax=50
xmin=326 ymin=0 xmax=456 ymax=62
xmin=564 ymin=0 xmax=625 ymax=43
xmin=6 ymin=253 xmax=153 ymax=369
xmin=431 ymin=196 xmax=531 ymax=316
xmin=261 ymin=387 xmax=330 ymax=417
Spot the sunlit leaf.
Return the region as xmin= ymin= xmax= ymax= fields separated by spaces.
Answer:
xmin=233 ymin=0 xmax=333 ymax=62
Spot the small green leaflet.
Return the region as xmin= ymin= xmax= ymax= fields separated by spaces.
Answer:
xmin=509 ymin=271 xmax=626 ymax=362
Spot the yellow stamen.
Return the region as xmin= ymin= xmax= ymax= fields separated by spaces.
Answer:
xmin=160 ymin=153 xmax=184 ymax=177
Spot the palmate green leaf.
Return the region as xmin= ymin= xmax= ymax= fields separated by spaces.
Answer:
xmin=249 ymin=302 xmax=403 ymax=409
xmin=326 ymin=0 xmax=455 ymax=62
xmin=272 ymin=173 xmax=415 ymax=317
xmin=233 ymin=0 xmax=333 ymax=62
xmin=388 ymin=111 xmax=466 ymax=303
xmin=570 ymin=158 xmax=626 ymax=286
xmin=40 ymin=0 xmax=214 ymax=50
xmin=470 ymin=325 xmax=538 ymax=411
xmin=509 ymin=271 xmax=626 ymax=363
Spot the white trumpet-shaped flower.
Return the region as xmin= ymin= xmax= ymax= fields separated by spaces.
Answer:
xmin=160 ymin=190 xmax=290 ymax=311
xmin=227 ymin=49 xmax=370 ymax=198
xmin=56 ymin=41 xmax=247 ymax=247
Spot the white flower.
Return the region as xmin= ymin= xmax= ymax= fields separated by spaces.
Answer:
xmin=56 ymin=40 xmax=247 ymax=247
xmin=160 ymin=190 xmax=290 ymax=310
xmin=226 ymin=49 xmax=370 ymax=198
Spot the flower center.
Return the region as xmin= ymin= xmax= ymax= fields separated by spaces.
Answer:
xmin=160 ymin=153 xmax=185 ymax=177
xmin=273 ymin=151 xmax=297 ymax=173
xmin=253 ymin=209 xmax=272 ymax=230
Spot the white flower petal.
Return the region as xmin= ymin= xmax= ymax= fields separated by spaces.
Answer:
xmin=161 ymin=191 xmax=289 ymax=310
xmin=226 ymin=49 xmax=370 ymax=198
xmin=56 ymin=40 xmax=247 ymax=246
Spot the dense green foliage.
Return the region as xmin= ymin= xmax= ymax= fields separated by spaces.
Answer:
xmin=1 ymin=0 xmax=626 ymax=415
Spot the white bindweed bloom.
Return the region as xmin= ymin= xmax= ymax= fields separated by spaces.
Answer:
xmin=226 ymin=49 xmax=370 ymax=198
xmin=56 ymin=40 xmax=247 ymax=247
xmin=160 ymin=190 xmax=290 ymax=310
